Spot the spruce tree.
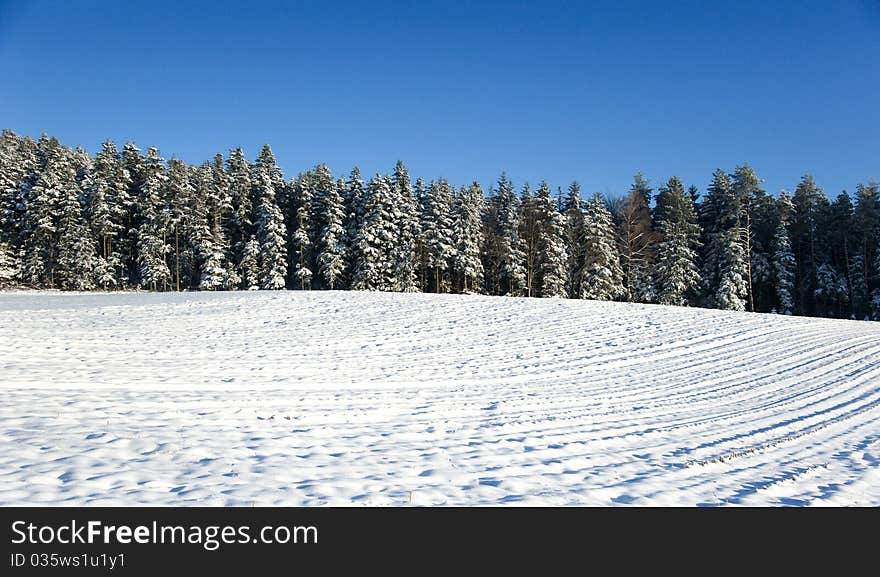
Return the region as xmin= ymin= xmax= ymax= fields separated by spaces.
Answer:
xmin=701 ymin=168 xmax=748 ymax=310
xmin=136 ymin=147 xmax=171 ymax=290
xmin=240 ymin=236 xmax=260 ymax=290
xmin=490 ymin=173 xmax=526 ymax=296
xmin=580 ymin=194 xmax=624 ymax=300
xmin=315 ymin=167 xmax=347 ymax=289
xmin=654 ymin=177 xmax=702 ymax=306
xmin=56 ymin=175 xmax=96 ymax=291
xmin=421 ymin=178 xmax=455 ymax=293
xmin=343 ymin=167 xmax=366 ymax=285
xmin=352 ymin=174 xmax=398 ymax=290
xmin=391 ymin=161 xmax=419 ymax=292
xmin=535 ymin=181 xmax=567 ymax=297
xmin=290 ymin=171 xmax=314 ymax=289
xmin=453 ymin=182 xmax=485 ymax=293
xmin=254 ymin=172 xmax=288 ymax=289
xmin=226 ymin=147 xmax=253 ymax=287
xmin=19 ymin=137 xmax=65 ymax=286
xmin=771 ymin=192 xmax=796 ymax=314
xmin=562 ymin=181 xmax=585 ymax=298
xmin=617 ymin=174 xmax=656 ymax=302
xmin=790 ymin=174 xmax=827 ymax=315
xmin=83 ymin=141 xmax=131 ymax=288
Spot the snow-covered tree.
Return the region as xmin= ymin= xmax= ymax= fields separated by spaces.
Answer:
xmin=421 ymin=178 xmax=455 ymax=293
xmin=314 ymin=166 xmax=346 ymax=289
xmin=580 ymin=194 xmax=624 ymax=300
xmin=136 ymin=147 xmax=170 ymax=290
xmin=343 ymin=167 xmax=366 ymax=285
xmin=490 ymin=173 xmax=526 ymax=296
xmin=56 ymin=177 xmax=96 ymax=291
xmin=617 ymin=174 xmax=656 ymax=302
xmin=254 ymin=173 xmax=288 ymax=290
xmin=290 ymin=171 xmax=313 ymax=289
xmin=391 ymin=161 xmax=419 ymax=292
xmin=0 ymin=240 xmax=16 ymax=287
xmin=352 ymin=174 xmax=398 ymax=290
xmin=772 ymin=192 xmax=796 ymax=314
xmin=562 ymin=181 xmax=585 ymax=298
xmin=240 ymin=235 xmax=260 ymax=290
xmin=701 ymin=168 xmax=748 ymax=310
xmin=19 ymin=137 xmax=65 ymax=286
xmin=535 ymin=181 xmax=567 ymax=298
xmin=654 ymin=176 xmax=702 ymax=306
xmin=226 ymin=147 xmax=253 ymax=287
xmin=83 ymin=141 xmax=131 ymax=289
xmin=453 ymin=182 xmax=485 ymax=293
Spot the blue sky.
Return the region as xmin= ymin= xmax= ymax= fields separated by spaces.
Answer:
xmin=1 ymin=0 xmax=877 ymax=198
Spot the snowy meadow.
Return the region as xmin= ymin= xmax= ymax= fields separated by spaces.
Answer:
xmin=1 ymin=290 xmax=879 ymax=506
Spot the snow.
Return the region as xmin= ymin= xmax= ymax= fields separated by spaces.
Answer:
xmin=1 ymin=290 xmax=879 ymax=506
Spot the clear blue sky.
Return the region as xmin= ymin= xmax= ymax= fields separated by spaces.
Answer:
xmin=1 ymin=0 xmax=877 ymax=198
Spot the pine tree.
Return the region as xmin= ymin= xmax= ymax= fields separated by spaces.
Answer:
xmin=0 ymin=130 xmax=36 ymax=274
xmin=790 ymin=174 xmax=827 ymax=315
xmin=772 ymin=192 xmax=796 ymax=314
xmin=254 ymin=172 xmax=288 ymax=290
xmin=562 ymin=181 xmax=585 ymax=298
xmin=654 ymin=177 xmax=702 ymax=306
xmin=421 ymin=178 xmax=455 ymax=293
xmin=391 ymin=161 xmax=419 ymax=292
xmin=343 ymin=167 xmax=366 ymax=285
xmin=290 ymin=171 xmax=314 ymax=289
xmin=240 ymin=236 xmax=260 ymax=290
xmin=56 ymin=176 xmax=96 ymax=291
xmin=165 ymin=158 xmax=194 ymax=291
xmin=488 ymin=173 xmax=526 ymax=296
xmin=853 ymin=182 xmax=880 ymax=318
xmin=453 ymin=182 xmax=485 ymax=293
xmin=535 ymin=181 xmax=567 ymax=297
xmin=226 ymin=147 xmax=253 ymax=287
xmin=519 ymin=182 xmax=541 ymax=296
xmin=136 ymin=147 xmax=170 ymax=290
xmin=701 ymin=168 xmax=748 ymax=310
xmin=0 ymin=239 xmax=16 ymax=287
xmin=83 ymin=141 xmax=131 ymax=289
xmin=352 ymin=174 xmax=398 ymax=290
xmin=732 ymin=164 xmax=763 ymax=311
xmin=580 ymin=194 xmax=624 ymax=300
xmin=314 ymin=166 xmax=347 ymax=289
xmin=617 ymin=174 xmax=656 ymax=302
xmin=19 ymin=137 xmax=65 ymax=286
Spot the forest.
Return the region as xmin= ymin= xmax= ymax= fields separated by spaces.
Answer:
xmin=0 ymin=128 xmax=878 ymax=320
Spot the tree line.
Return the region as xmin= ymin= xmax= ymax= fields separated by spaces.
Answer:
xmin=0 ymin=129 xmax=878 ymax=320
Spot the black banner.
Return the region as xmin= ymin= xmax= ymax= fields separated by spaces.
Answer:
xmin=0 ymin=507 xmax=867 ymax=574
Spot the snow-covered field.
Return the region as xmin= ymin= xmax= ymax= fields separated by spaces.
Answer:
xmin=1 ymin=290 xmax=878 ymax=506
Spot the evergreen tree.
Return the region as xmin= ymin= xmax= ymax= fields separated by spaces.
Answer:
xmin=343 ymin=167 xmax=366 ymax=285
xmin=732 ymin=164 xmax=763 ymax=311
xmin=772 ymin=192 xmax=796 ymax=314
xmin=617 ymin=173 xmax=656 ymax=302
xmin=453 ymin=182 xmax=485 ymax=293
xmin=19 ymin=137 xmax=65 ymax=286
xmin=580 ymin=194 xmax=624 ymax=300
xmin=290 ymin=171 xmax=314 ymax=289
xmin=853 ymin=182 xmax=880 ymax=317
xmin=254 ymin=172 xmax=288 ymax=290
xmin=165 ymin=158 xmax=194 ymax=291
xmin=240 ymin=236 xmax=260 ymax=290
xmin=226 ymin=147 xmax=253 ymax=287
xmin=490 ymin=173 xmax=526 ymax=296
xmin=654 ymin=177 xmax=702 ymax=306
xmin=421 ymin=178 xmax=455 ymax=293
xmin=0 ymin=239 xmax=16 ymax=287
xmin=352 ymin=174 xmax=398 ymax=290
xmin=83 ymin=141 xmax=131 ymax=288
xmin=391 ymin=161 xmax=420 ymax=292
xmin=136 ymin=147 xmax=170 ymax=290
xmin=701 ymin=168 xmax=748 ymax=310
xmin=519 ymin=182 xmax=541 ymax=296
xmin=535 ymin=181 xmax=568 ymax=297
xmin=315 ymin=167 xmax=347 ymax=289
xmin=562 ymin=181 xmax=585 ymax=298
xmin=56 ymin=176 xmax=96 ymax=290
xmin=790 ymin=174 xmax=827 ymax=315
